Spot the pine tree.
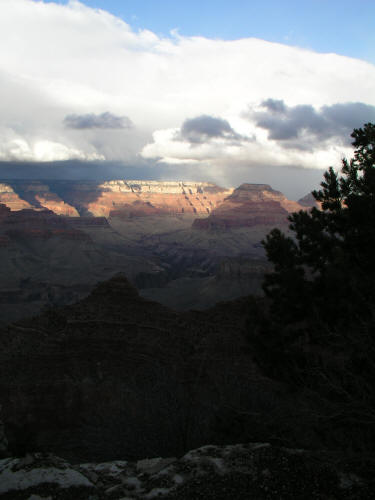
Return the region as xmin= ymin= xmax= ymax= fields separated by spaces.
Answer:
xmin=262 ymin=123 xmax=375 ymax=330
xmin=248 ymin=124 xmax=375 ymax=451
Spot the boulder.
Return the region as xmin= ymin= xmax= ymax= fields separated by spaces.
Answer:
xmin=0 ymin=444 xmax=371 ymax=499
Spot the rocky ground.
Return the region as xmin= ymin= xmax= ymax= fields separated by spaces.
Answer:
xmin=0 ymin=443 xmax=372 ymax=499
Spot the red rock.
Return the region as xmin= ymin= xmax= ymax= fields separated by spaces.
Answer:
xmin=16 ymin=182 xmax=79 ymax=216
xmin=34 ymin=193 xmax=79 ymax=217
xmin=63 ymin=181 xmax=232 ymax=217
xmin=0 ymin=184 xmax=33 ymax=211
xmin=0 ymin=181 xmax=309 ymax=224
xmin=0 ymin=182 xmax=79 ymax=216
xmin=193 ymin=183 xmax=306 ymax=230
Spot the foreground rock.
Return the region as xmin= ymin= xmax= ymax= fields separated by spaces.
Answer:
xmin=0 ymin=453 xmax=94 ymax=499
xmin=0 ymin=443 xmax=371 ymax=499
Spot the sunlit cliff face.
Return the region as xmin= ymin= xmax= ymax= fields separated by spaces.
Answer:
xmin=0 ymin=180 xmax=233 ymax=217
xmin=0 ymin=179 xmax=311 ymax=222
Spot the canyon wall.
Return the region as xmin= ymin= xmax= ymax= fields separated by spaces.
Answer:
xmin=193 ymin=183 xmax=305 ymax=230
xmin=0 ymin=180 xmax=314 ymax=222
xmin=0 ymin=180 xmax=233 ymax=217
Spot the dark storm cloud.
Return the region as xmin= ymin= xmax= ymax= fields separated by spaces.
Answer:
xmin=0 ymin=159 xmax=324 ymax=200
xmin=252 ymin=100 xmax=375 ymax=149
xmin=0 ymin=159 xmax=162 ymax=182
xmin=64 ymin=112 xmax=133 ymax=130
xmin=261 ymin=99 xmax=287 ymax=114
xmin=321 ymin=102 xmax=375 ymax=131
xmin=179 ymin=115 xmax=244 ymax=144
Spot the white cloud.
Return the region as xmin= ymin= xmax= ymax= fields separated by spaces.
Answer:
xmin=0 ymin=0 xmax=374 ymax=178
xmin=0 ymin=135 xmax=103 ymax=162
xmin=141 ymin=124 xmax=351 ymax=171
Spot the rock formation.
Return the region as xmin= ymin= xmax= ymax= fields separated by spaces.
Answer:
xmin=0 ymin=180 xmax=309 ymax=224
xmin=0 ymin=183 xmax=33 ymax=211
xmin=0 ymin=180 xmax=313 ymax=322
xmin=193 ymin=183 xmax=304 ymax=230
xmin=67 ymin=180 xmax=233 ymax=217
xmin=0 ymin=443 xmax=370 ymax=499
xmin=0 ymin=180 xmax=233 ymax=217
xmin=298 ymin=192 xmax=320 ymax=208
xmin=0 ymin=181 xmax=79 ymax=216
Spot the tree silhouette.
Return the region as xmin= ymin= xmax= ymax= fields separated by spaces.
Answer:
xmin=262 ymin=123 xmax=375 ymax=332
xmin=250 ymin=125 xmax=375 ymax=440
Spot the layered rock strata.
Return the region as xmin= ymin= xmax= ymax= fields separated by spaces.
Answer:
xmin=193 ymin=183 xmax=305 ymax=230
xmin=0 ymin=180 xmax=233 ymax=218
xmin=0 ymin=183 xmax=33 ymax=211
xmin=67 ymin=180 xmax=233 ymax=217
xmin=0 ymin=180 xmax=310 ymax=223
xmin=0 ymin=182 xmax=78 ymax=216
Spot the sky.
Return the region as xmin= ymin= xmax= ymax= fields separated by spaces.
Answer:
xmin=0 ymin=0 xmax=374 ymax=198
xmin=43 ymin=0 xmax=375 ymax=63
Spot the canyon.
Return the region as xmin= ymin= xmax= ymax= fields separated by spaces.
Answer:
xmin=0 ymin=180 xmax=233 ymax=217
xmin=0 ymin=179 xmax=312 ymax=323
xmin=1 ymin=182 xmax=371 ymax=499
xmin=0 ymin=179 xmax=309 ymax=220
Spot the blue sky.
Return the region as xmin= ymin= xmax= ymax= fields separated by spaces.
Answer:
xmin=44 ymin=0 xmax=375 ymax=63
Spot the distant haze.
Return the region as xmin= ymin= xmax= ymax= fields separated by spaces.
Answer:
xmin=0 ymin=161 xmax=325 ymax=200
